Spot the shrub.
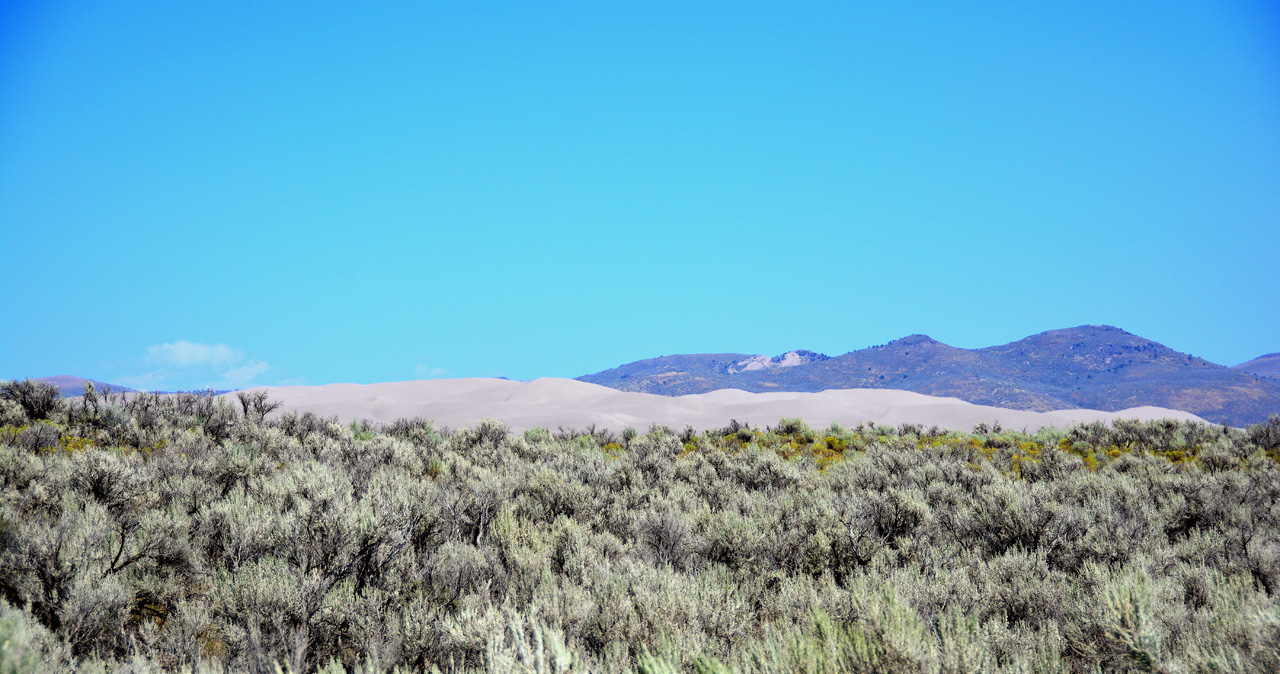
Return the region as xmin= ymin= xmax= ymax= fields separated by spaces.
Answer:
xmin=235 ymin=390 xmax=283 ymax=422
xmin=0 ymin=393 xmax=1275 ymax=673
xmin=0 ymin=381 xmax=61 ymax=422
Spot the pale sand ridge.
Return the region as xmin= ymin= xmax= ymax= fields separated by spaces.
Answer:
xmin=237 ymin=377 xmax=1209 ymax=432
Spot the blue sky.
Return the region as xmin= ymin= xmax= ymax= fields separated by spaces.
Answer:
xmin=2 ymin=1 xmax=1278 ymax=390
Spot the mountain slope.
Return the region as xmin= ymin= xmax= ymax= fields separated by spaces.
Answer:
xmin=1235 ymin=354 xmax=1280 ymax=380
xmin=578 ymin=326 xmax=1280 ymax=426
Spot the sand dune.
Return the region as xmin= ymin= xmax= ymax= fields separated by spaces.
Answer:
xmin=237 ymin=377 xmax=1209 ymax=432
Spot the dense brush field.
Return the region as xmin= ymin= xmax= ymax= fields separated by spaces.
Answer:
xmin=1 ymin=379 xmax=1278 ymax=674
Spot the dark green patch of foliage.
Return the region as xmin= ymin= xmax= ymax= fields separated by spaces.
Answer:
xmin=0 ymin=381 xmax=1278 ymax=673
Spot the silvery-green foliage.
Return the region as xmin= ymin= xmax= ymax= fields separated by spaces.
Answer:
xmin=1 ymin=383 xmax=1279 ymax=673
xmin=483 ymin=614 xmax=587 ymax=674
xmin=1102 ymin=568 xmax=1166 ymax=671
xmin=1 ymin=599 xmax=72 ymax=674
xmin=0 ymin=399 xmax=26 ymax=428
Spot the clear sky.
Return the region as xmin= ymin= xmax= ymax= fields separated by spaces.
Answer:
xmin=2 ymin=1 xmax=1278 ymax=391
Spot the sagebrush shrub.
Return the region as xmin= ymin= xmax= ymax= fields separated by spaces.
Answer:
xmin=0 ymin=380 xmax=1277 ymax=673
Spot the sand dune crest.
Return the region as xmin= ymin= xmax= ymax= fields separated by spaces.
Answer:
xmin=236 ymin=377 xmax=1208 ymax=432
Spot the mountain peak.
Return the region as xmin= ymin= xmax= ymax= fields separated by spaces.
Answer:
xmin=1031 ymin=325 xmax=1136 ymax=340
xmin=983 ymin=324 xmax=1182 ymax=367
xmin=888 ymin=334 xmax=939 ymax=347
xmin=1076 ymin=324 xmax=1129 ymax=333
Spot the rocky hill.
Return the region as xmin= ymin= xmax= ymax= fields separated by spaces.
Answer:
xmin=578 ymin=326 xmax=1280 ymax=427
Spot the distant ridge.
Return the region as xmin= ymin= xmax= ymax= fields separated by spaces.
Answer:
xmin=34 ymin=375 xmax=136 ymax=397
xmin=578 ymin=326 xmax=1280 ymax=427
xmin=1235 ymin=353 xmax=1280 ymax=380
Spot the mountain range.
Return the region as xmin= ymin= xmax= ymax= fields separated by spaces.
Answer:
xmin=34 ymin=376 xmax=136 ymax=397
xmin=577 ymin=326 xmax=1280 ymax=427
xmin=31 ymin=377 xmax=229 ymax=397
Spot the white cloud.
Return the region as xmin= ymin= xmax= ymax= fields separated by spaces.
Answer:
xmin=220 ymin=359 xmax=271 ymax=388
xmin=114 ymin=371 xmax=168 ymax=391
xmin=124 ymin=341 xmax=270 ymax=390
xmin=147 ymin=341 xmax=241 ymax=367
xmin=415 ymin=364 xmax=448 ymax=378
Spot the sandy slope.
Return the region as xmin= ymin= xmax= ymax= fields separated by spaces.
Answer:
xmin=238 ymin=377 xmax=1208 ymax=432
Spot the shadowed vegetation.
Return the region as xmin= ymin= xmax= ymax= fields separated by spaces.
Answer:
xmin=0 ymin=379 xmax=1278 ymax=673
